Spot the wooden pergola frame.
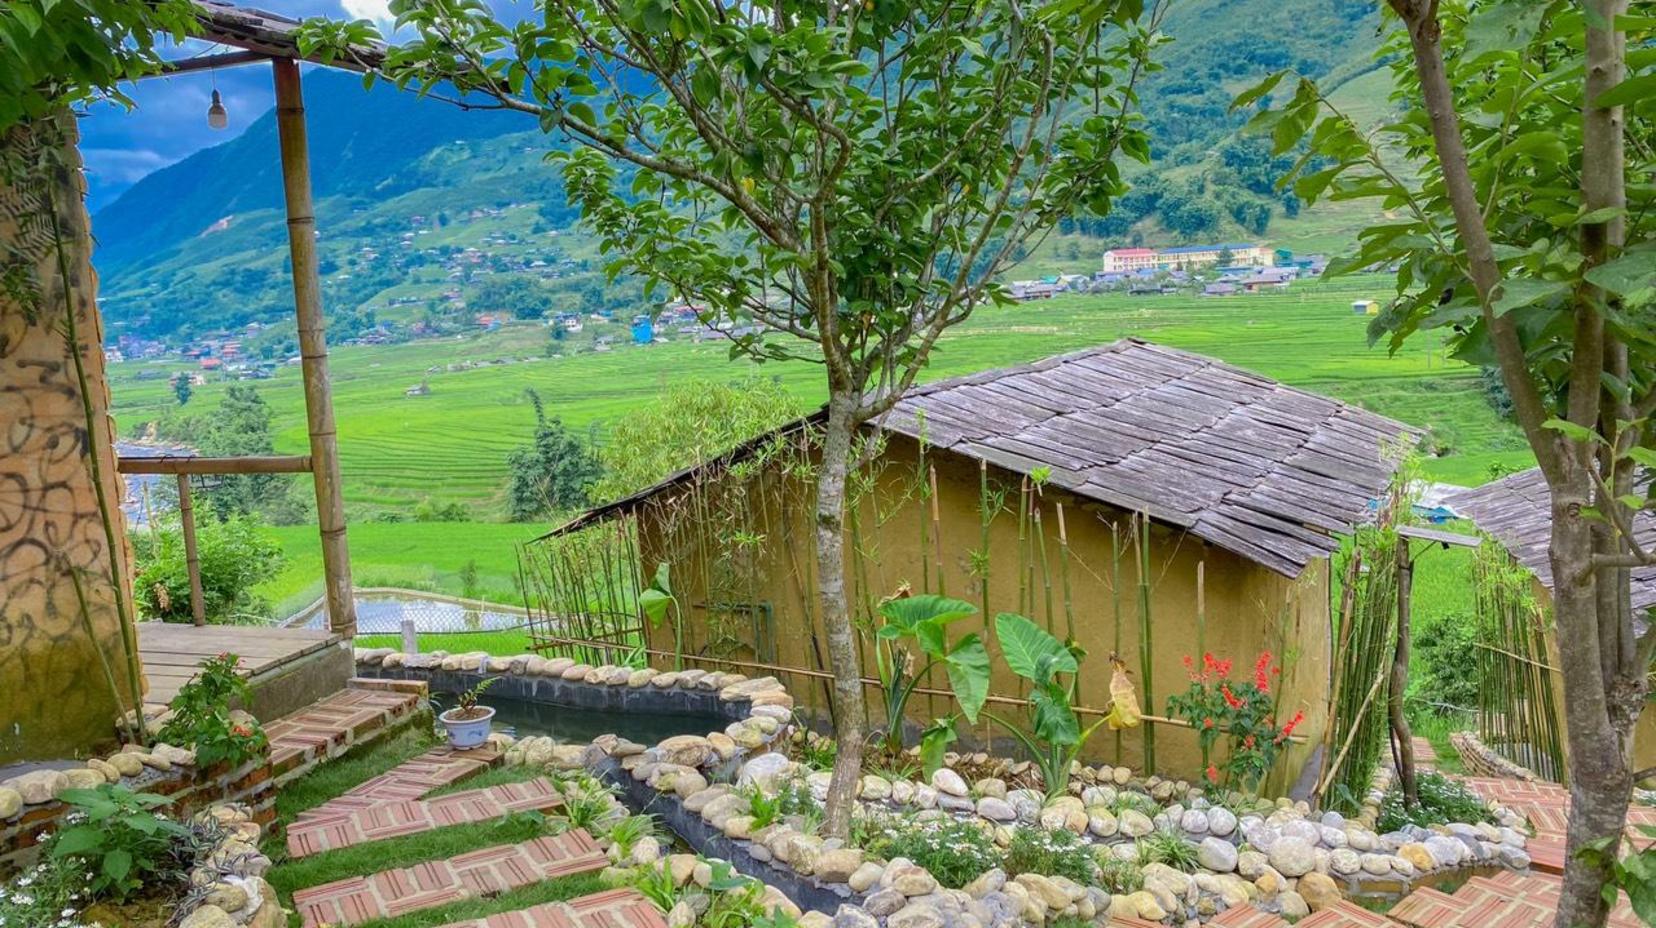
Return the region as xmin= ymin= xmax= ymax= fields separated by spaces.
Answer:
xmin=121 ymin=2 xmax=391 ymax=635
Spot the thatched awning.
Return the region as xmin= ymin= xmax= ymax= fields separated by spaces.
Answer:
xmin=1450 ymin=467 xmax=1656 ymax=613
xmin=550 ymin=339 xmax=1418 ymax=577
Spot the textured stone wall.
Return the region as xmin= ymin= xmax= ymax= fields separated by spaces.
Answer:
xmin=0 ymin=112 xmax=140 ymax=763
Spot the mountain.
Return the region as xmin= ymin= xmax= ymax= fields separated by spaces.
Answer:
xmin=92 ymin=1 xmax=1391 ymax=343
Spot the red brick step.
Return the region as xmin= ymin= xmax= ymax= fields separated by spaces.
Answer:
xmin=287 ymin=777 xmax=564 ymax=857
xmin=432 ymin=888 xmax=668 ymax=928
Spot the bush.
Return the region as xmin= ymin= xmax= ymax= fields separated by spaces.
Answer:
xmin=1136 ymin=829 xmax=1201 ymax=872
xmin=50 ymin=785 xmax=206 ymax=902
xmin=1004 ymin=827 xmax=1098 ymax=885
xmin=1376 ymin=771 xmax=1496 ymax=832
xmin=1410 ymin=616 xmax=1479 ymax=715
xmin=157 ymin=653 xmax=268 ymax=769
xmin=1096 ymin=856 xmax=1145 ymax=894
xmin=858 ymin=813 xmax=1000 ymax=889
xmin=132 ymin=514 xmax=284 ymax=624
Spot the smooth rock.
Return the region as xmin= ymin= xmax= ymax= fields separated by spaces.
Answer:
xmin=1198 ymin=836 xmax=1239 ymax=872
xmin=1268 ymin=836 xmax=1316 ymax=877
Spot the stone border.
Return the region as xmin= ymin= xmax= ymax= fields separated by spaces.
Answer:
xmin=356 ymin=650 xmax=1540 ymax=928
xmin=177 ymin=802 xmax=286 ymax=928
xmin=1447 ymin=731 xmax=1543 ymax=782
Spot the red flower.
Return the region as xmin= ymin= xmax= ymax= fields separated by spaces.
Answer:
xmin=1206 ymin=765 xmax=1220 ymax=784
xmin=1221 ymin=684 xmax=1243 ymax=710
xmin=1243 ymin=734 xmax=1256 ymax=748
xmin=1203 ymin=717 xmax=1215 ymax=730
xmin=1282 ymin=710 xmax=1305 ymax=738
xmin=1254 ymin=651 xmax=1274 ymax=693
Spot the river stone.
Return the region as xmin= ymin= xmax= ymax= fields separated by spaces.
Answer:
xmin=179 ymin=906 xmax=236 ymax=928
xmin=1237 ymin=850 xmax=1268 ymax=880
xmin=1346 ymin=828 xmax=1377 ymax=852
xmin=737 ymin=753 xmax=794 ymax=790
xmin=864 ymin=888 xmax=908 ymax=916
xmin=890 ymin=865 xmax=939 ymax=896
xmin=816 ymin=848 xmax=864 ymax=883
xmin=86 ymin=758 xmax=122 ymax=783
xmin=861 ymin=775 xmax=891 ymax=801
xmin=1268 ymin=836 xmax=1316 ymax=877
xmin=1181 ymin=809 xmax=1211 ymax=835
xmin=0 ymin=788 xmax=20 ymax=819
xmin=931 ymin=768 xmax=969 ymax=797
xmin=849 ymin=862 xmax=885 ymax=893
xmin=1299 ymin=872 xmax=1341 ymax=911
xmin=833 ymin=906 xmax=880 ymax=928
xmin=1089 ymin=810 xmax=1119 ymax=837
xmin=7 ymin=770 xmax=67 ymax=804
xmin=561 ymin=663 xmax=592 ymax=680
xmin=1329 ymin=849 xmax=1361 ymax=875
xmin=977 ymin=797 xmax=1017 ymax=821
xmin=1278 ymin=891 xmax=1310 ymax=920
xmin=1198 ymin=836 xmax=1238 ymax=872
xmin=1425 ymin=835 xmax=1465 ymax=866
xmin=1119 ymin=809 xmax=1154 ymax=838
xmin=1208 ymin=806 xmax=1238 ymax=837
xmin=888 ymin=903 xmax=945 ymax=928
xmin=1127 ymin=891 xmax=1166 ymax=921
xmin=1359 ymin=852 xmax=1392 ymax=875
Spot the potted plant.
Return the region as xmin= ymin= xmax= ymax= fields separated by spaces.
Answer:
xmin=438 ymin=677 xmax=497 ymax=749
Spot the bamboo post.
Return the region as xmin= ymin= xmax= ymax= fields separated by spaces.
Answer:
xmin=176 ymin=475 xmax=206 ymax=627
xmin=1390 ymin=534 xmax=1417 ymax=806
xmin=273 ymin=58 xmax=356 ymax=636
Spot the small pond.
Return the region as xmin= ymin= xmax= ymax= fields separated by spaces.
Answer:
xmin=290 ymin=592 xmax=525 ymax=635
xmin=432 ymin=690 xmax=728 ymax=746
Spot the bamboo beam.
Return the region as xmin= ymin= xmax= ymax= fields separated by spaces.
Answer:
xmin=159 ymin=50 xmax=270 ymax=75
xmin=118 ymin=454 xmax=311 ymax=475
xmin=272 ymin=58 xmax=356 ymax=637
xmin=176 ymin=475 xmax=207 ymax=627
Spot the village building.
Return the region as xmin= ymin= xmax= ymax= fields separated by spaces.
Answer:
xmin=1101 ymin=246 xmax=1157 ymax=273
xmin=549 ymin=339 xmax=1415 ymax=781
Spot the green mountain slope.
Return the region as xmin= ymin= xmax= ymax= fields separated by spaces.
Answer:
xmin=94 ymin=1 xmax=1393 ymax=342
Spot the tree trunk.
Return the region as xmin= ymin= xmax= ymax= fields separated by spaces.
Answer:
xmin=1550 ymin=476 xmax=1635 ymax=928
xmin=817 ymin=389 xmax=867 ymax=838
xmin=1390 ymin=535 xmax=1417 ymax=807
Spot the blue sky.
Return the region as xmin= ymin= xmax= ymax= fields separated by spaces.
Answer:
xmin=79 ymin=0 xmax=397 ymax=212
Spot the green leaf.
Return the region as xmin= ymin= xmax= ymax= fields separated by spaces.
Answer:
xmin=1596 ymin=73 xmax=1656 ymax=109
xmin=943 ymin=633 xmax=991 ymax=723
xmin=919 ymin=718 xmax=958 ymax=778
xmin=879 ymin=594 xmax=978 ymax=633
xmin=1230 ymin=70 xmax=1287 ymax=112
xmin=1491 ymin=278 xmax=1567 ymax=315
xmin=1584 ymin=250 xmax=1656 ymax=297
xmin=1542 ymin=418 xmax=1605 ymax=446
xmin=50 ymin=825 xmax=103 ymax=857
xmin=995 ymin=613 xmax=1076 ymax=682
xmin=639 ymin=588 xmax=673 ymax=628
xmin=1031 ymin=683 xmax=1080 ymax=747
xmin=567 ymin=101 xmax=596 ymax=126
xmin=103 ymin=848 xmax=132 ymax=884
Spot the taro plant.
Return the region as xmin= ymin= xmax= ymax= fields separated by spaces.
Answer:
xmin=638 ymin=562 xmax=684 ymax=670
xmin=51 ymin=786 xmax=192 ymax=902
xmin=869 ymin=594 xmax=990 ymax=772
xmin=986 ymin=613 xmax=1107 ymax=799
xmin=157 ymin=652 xmax=268 ymax=769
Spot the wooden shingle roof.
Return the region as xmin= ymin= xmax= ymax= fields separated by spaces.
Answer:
xmin=549 ymin=339 xmax=1416 ymax=575
xmin=879 ymin=339 xmax=1416 ymax=575
xmin=188 ymin=1 xmax=386 ymax=70
xmin=1450 ymin=468 xmax=1656 ymax=613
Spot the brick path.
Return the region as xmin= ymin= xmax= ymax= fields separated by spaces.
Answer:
xmin=267 ymin=685 xmax=425 ymax=778
xmin=296 ymin=744 xmax=502 ymax=824
xmin=1459 ymin=776 xmax=1656 ymax=874
xmin=287 ymin=777 xmax=564 ymax=857
xmin=431 ymin=888 xmax=668 ymax=928
xmin=291 ymin=830 xmax=608 ymax=928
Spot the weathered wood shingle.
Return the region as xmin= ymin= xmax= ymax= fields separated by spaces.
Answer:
xmin=1449 ymin=468 xmax=1656 ymax=613
xmin=881 ymin=339 xmax=1416 ymax=576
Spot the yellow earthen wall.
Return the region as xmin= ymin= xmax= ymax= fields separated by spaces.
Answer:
xmin=636 ymin=433 xmax=1333 ymax=785
xmin=0 ymin=113 xmax=141 ymax=763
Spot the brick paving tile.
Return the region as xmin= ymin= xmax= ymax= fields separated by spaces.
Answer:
xmin=431 ymin=889 xmax=666 ymax=928
xmin=292 ymin=830 xmax=607 ymax=928
xmin=1107 ymin=916 xmax=1170 ymax=928
xmin=1210 ymin=903 xmax=1292 ymax=928
xmin=296 ymin=744 xmax=501 ymax=824
xmin=268 ymin=688 xmax=422 ymax=772
xmin=288 ymin=778 xmax=562 ymax=857
xmin=1297 ymin=901 xmax=1398 ymax=928
xmin=1387 ymin=887 xmax=1466 ymax=928
xmin=1410 ymin=737 xmax=1438 ymax=767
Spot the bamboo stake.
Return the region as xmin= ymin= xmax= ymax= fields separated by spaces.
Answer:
xmin=1034 ymin=507 xmax=1054 ymax=634
xmin=1136 ymin=511 xmax=1155 ymax=773
xmin=1111 ymin=521 xmax=1124 ymax=763
xmin=930 ymin=466 xmax=944 ymax=597
xmin=176 ymin=475 xmax=207 ymax=627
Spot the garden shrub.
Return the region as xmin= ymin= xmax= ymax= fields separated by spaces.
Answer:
xmin=858 ymin=813 xmax=1000 ymax=888
xmin=1376 ymin=771 xmax=1495 ymax=832
xmin=1136 ymin=829 xmax=1201 ymax=872
xmin=0 ymin=857 xmax=94 ymax=927
xmin=132 ymin=514 xmax=284 ymax=624
xmin=1096 ymin=855 xmax=1145 ymax=894
xmin=157 ymin=653 xmax=268 ymax=769
xmin=1004 ymin=827 xmax=1098 ymax=885
xmin=1410 ymin=616 xmax=1480 ymax=715
xmin=51 ymin=785 xmax=215 ymax=902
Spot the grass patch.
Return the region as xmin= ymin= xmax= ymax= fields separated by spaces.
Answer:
xmin=1407 ymin=711 xmax=1470 ymax=776
xmin=425 ymin=763 xmax=550 ymax=799
xmin=269 ymin=725 xmax=439 ymax=831
xmin=267 ymin=812 xmax=552 ymax=900
xmin=343 ymin=871 xmax=608 ymax=928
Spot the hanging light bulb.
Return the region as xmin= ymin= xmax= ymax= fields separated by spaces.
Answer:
xmin=207 ymin=89 xmax=228 ymax=130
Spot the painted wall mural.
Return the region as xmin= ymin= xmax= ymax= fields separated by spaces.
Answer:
xmin=0 ymin=113 xmax=143 ymax=764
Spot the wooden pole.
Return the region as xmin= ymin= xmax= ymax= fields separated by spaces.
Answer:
xmin=1390 ymin=535 xmax=1418 ymax=806
xmin=272 ymin=58 xmax=356 ymax=637
xmin=176 ymin=475 xmax=207 ymax=627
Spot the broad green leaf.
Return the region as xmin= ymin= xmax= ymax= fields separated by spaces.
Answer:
xmin=1596 ymin=73 xmax=1656 ymax=109
xmin=50 ymin=825 xmax=102 ymax=857
xmin=944 ymin=633 xmax=991 ymax=723
xmin=1031 ymin=683 xmax=1080 ymax=747
xmin=638 ymin=588 xmax=673 ymax=628
xmin=995 ymin=613 xmax=1076 ymax=682
xmin=1491 ymin=278 xmax=1568 ymax=315
xmin=919 ymin=718 xmax=958 ymax=778
xmin=879 ymin=594 xmax=978 ymax=632
xmin=1230 ymin=70 xmax=1287 ymax=112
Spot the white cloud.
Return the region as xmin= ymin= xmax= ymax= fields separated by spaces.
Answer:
xmin=341 ymin=0 xmax=394 ymax=24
